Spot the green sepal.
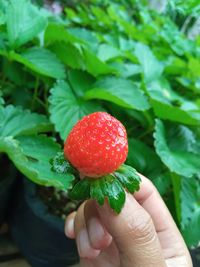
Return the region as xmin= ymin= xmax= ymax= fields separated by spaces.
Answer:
xmin=50 ymin=152 xmax=78 ymax=176
xmin=69 ymin=178 xmax=91 ymax=200
xmin=90 ymin=175 xmax=126 ymax=213
xmin=52 ymin=160 xmax=141 ymax=213
xmin=114 ymin=164 xmax=141 ymax=193
xmin=90 ymin=178 xmax=105 ymax=205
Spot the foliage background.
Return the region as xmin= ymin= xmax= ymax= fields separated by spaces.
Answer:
xmin=0 ymin=0 xmax=200 ymax=247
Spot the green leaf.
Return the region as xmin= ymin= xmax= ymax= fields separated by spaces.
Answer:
xmin=0 ymin=93 xmax=4 ymax=106
xmin=0 ymin=105 xmax=51 ymax=137
xmin=146 ymin=79 xmax=200 ymax=125
xmin=49 ymin=42 xmax=86 ymax=70
xmin=153 ymin=172 xmax=171 ymax=196
xmin=171 ymin=173 xmax=181 ymax=223
xmin=188 ymin=57 xmax=200 ymax=78
xmin=68 ymin=70 xmax=95 ymax=98
xmin=182 ymin=207 xmax=200 ymax=247
xmin=114 ymin=165 xmax=141 ymax=193
xmin=83 ymin=48 xmax=116 ymax=76
xmin=97 ymin=44 xmax=122 ymax=62
xmin=181 ymin=176 xmax=199 ymax=228
xmin=9 ymin=47 xmax=66 ymax=79
xmin=49 ymin=80 xmax=103 ymax=140
xmin=127 ymin=138 xmax=164 ymax=179
xmin=90 ymin=175 xmax=126 ymax=213
xmin=44 ymin=23 xmax=84 ymax=46
xmin=109 ymin=62 xmax=142 ymax=78
xmin=154 ymin=119 xmax=200 ymax=177
xmin=85 ymin=77 xmax=150 ymax=111
xmin=0 ymin=135 xmax=74 ymax=190
xmin=69 ymin=27 xmax=99 ymax=50
xmin=134 ymin=43 xmax=164 ymax=83
xmin=69 ymin=178 xmax=91 ymax=200
xmin=171 ymin=175 xmax=200 ymax=247
xmin=6 ymin=0 xmax=47 ymax=48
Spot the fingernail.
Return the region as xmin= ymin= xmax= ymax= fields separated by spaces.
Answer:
xmin=77 ymin=229 xmax=90 ymax=257
xmin=88 ymin=217 xmax=105 ymax=245
xmin=65 ymin=218 xmax=74 ymax=237
xmin=77 ymin=229 xmax=100 ymax=259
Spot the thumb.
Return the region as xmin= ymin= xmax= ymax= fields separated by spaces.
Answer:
xmin=96 ymin=193 xmax=167 ymax=267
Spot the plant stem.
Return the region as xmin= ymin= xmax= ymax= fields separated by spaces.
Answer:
xmin=31 ymin=76 xmax=39 ymax=110
xmin=143 ymin=111 xmax=154 ymax=128
xmin=181 ymin=15 xmax=193 ymax=34
xmin=138 ymin=126 xmax=154 ymax=139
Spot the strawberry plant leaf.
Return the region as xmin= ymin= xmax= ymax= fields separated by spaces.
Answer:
xmin=182 ymin=203 xmax=200 ymax=247
xmin=127 ymin=138 xmax=171 ymax=195
xmin=69 ymin=178 xmax=91 ymax=200
xmin=49 ymin=42 xmax=86 ymax=70
xmin=68 ymin=70 xmax=95 ymax=98
xmin=0 ymin=94 xmax=4 ymax=106
xmin=97 ymin=44 xmax=122 ymax=62
xmin=6 ymin=0 xmax=47 ymax=48
xmin=127 ymin=138 xmax=164 ymax=179
xmin=49 ymin=80 xmax=103 ymax=140
xmin=154 ymin=119 xmax=200 ymax=177
xmin=0 ymin=135 xmax=74 ymax=190
xmin=109 ymin=62 xmax=142 ymax=78
xmin=45 ymin=23 xmax=84 ymax=46
xmin=174 ymin=175 xmax=200 ymax=247
xmin=68 ymin=28 xmax=99 ymax=50
xmin=83 ymin=48 xmax=116 ymax=76
xmin=114 ymin=165 xmax=141 ymax=193
xmin=9 ymin=48 xmax=66 ymax=79
xmin=85 ymin=77 xmax=150 ymax=111
xmin=15 ymin=135 xmax=75 ymax=190
xmin=0 ymin=105 xmax=51 ymax=137
xmin=146 ymin=79 xmax=200 ymax=125
xmin=180 ymin=176 xmax=199 ymax=229
xmin=134 ymin=43 xmax=164 ymax=83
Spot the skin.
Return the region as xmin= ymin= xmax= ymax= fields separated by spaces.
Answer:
xmin=65 ymin=174 xmax=193 ymax=267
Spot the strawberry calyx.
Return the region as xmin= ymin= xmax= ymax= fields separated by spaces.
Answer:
xmin=50 ymin=152 xmax=141 ymax=213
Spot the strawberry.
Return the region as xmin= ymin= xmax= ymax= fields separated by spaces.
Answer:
xmin=64 ymin=112 xmax=128 ymax=177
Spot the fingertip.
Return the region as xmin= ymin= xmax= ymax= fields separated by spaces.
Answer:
xmin=65 ymin=212 xmax=76 ymax=239
xmin=77 ymin=228 xmax=100 ymax=259
xmin=87 ymin=217 xmax=112 ymax=250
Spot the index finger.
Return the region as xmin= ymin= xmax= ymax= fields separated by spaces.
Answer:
xmin=134 ymin=174 xmax=189 ymax=259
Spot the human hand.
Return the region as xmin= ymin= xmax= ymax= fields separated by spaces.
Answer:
xmin=65 ymin=174 xmax=193 ymax=267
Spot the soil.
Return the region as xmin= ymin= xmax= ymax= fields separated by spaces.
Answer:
xmin=37 ymin=186 xmax=81 ymax=220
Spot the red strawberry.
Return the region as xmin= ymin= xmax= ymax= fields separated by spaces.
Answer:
xmin=64 ymin=112 xmax=128 ymax=177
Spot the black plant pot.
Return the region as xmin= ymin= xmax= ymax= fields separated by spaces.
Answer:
xmin=0 ymin=163 xmax=16 ymax=225
xmin=9 ymin=178 xmax=78 ymax=267
xmin=190 ymin=248 xmax=200 ymax=267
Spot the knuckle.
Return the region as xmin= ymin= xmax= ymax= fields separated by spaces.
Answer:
xmin=126 ymin=210 xmax=155 ymax=242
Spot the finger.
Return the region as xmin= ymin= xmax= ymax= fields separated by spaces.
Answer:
xmin=80 ymin=241 xmax=119 ymax=267
xmin=84 ymin=200 xmax=112 ymax=250
xmin=134 ymin=175 xmax=190 ymax=260
xmin=74 ymin=203 xmax=100 ymax=259
xmin=134 ymin=174 xmax=178 ymax=232
xmin=65 ymin=211 xmax=76 ymax=239
xmin=96 ymin=193 xmax=167 ymax=267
